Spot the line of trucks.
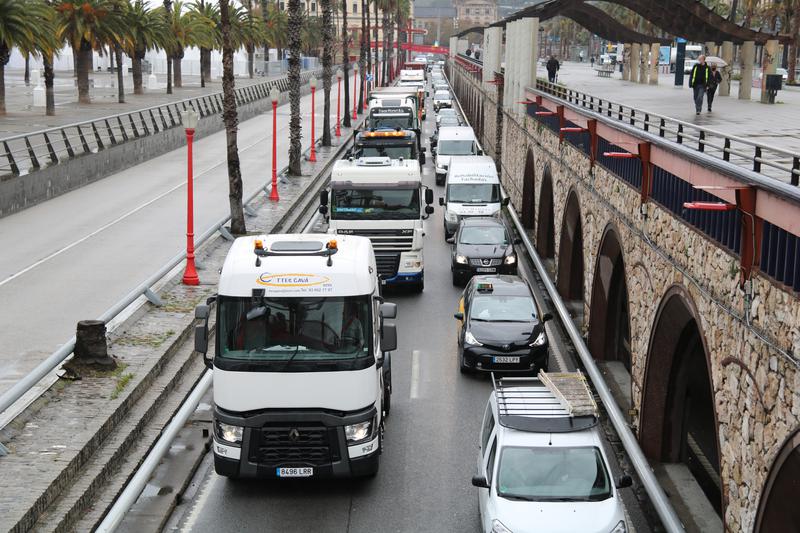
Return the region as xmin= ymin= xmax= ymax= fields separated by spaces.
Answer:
xmin=194 ymin=68 xmax=441 ymax=480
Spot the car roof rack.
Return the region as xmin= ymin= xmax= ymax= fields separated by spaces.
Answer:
xmin=492 ymin=371 xmax=598 ymax=433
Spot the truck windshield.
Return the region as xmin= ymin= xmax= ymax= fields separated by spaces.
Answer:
xmin=447 ymin=183 xmax=500 ymax=203
xmin=496 ymin=446 xmax=612 ymax=502
xmin=357 ymin=143 xmax=415 ymax=159
xmin=370 ymin=115 xmax=414 ymax=130
xmin=332 ymin=188 xmax=420 ymax=220
xmin=217 ymin=295 xmax=372 ymax=370
xmin=438 ymin=140 xmax=474 ymax=155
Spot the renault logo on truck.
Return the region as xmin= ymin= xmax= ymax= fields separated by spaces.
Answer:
xmin=288 ymin=428 xmax=300 ymax=442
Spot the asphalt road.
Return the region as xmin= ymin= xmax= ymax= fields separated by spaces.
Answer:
xmin=0 ymin=87 xmax=333 ymax=399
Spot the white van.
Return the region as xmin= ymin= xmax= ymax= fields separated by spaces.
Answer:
xmin=438 ymin=155 xmax=507 ymax=240
xmin=433 ymin=126 xmax=480 ymax=185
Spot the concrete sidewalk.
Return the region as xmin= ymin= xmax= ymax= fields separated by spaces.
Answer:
xmin=1 ymin=68 xmax=284 ymax=136
xmin=544 ymin=61 xmax=800 ymax=156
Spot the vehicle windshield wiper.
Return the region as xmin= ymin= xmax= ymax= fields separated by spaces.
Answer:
xmin=498 ymin=493 xmax=537 ymax=502
xmin=470 ymin=317 xmax=491 ymax=322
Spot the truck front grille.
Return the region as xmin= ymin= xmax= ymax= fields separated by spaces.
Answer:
xmin=250 ymin=425 xmax=337 ymax=466
xmin=339 ymin=229 xmax=414 ymax=252
xmin=375 ymin=253 xmax=401 ymax=278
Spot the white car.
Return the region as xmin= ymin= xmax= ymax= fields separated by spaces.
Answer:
xmin=436 ymin=108 xmax=458 ymax=125
xmin=759 ymin=68 xmax=789 ymax=82
xmin=433 ymin=90 xmax=452 ymax=112
xmin=473 ymin=375 xmax=631 ymax=533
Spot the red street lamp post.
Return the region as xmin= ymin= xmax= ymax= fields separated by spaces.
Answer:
xmin=180 ymin=108 xmax=199 ymax=286
xmin=335 ymin=69 xmax=342 ymax=137
xmin=352 ymin=62 xmax=359 ymax=120
xmin=269 ymin=87 xmax=280 ymax=201
xmin=309 ymin=76 xmax=318 ymax=162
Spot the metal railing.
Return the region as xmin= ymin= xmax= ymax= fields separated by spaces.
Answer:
xmin=0 ymin=67 xmax=330 ymax=178
xmin=446 ymin=61 xmax=685 ymax=532
xmin=0 ymin=90 xmax=351 ymax=427
xmin=535 ymin=79 xmax=800 ymax=185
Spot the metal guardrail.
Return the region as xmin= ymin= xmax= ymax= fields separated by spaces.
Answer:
xmin=0 ymin=67 xmax=332 ymax=178
xmin=534 ymin=78 xmax=800 ymax=185
xmin=446 ymin=62 xmax=685 ymax=532
xmin=0 ymin=90 xmax=348 ymax=427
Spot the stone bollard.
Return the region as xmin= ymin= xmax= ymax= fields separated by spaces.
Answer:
xmin=30 ymin=69 xmax=41 ymax=86
xmin=74 ymin=320 xmax=117 ymax=369
xmin=32 ymin=84 xmax=45 ymax=107
xmin=147 ymin=73 xmax=159 ymax=90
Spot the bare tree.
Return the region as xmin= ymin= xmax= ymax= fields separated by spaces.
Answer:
xmin=219 ymin=0 xmax=246 ymax=234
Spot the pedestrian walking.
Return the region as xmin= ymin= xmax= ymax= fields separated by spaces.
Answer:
xmin=579 ymin=50 xmax=584 ymax=63
xmin=688 ymin=55 xmax=712 ymax=115
xmin=546 ymin=56 xmax=560 ymax=83
xmin=706 ymin=64 xmax=722 ymax=112
xmin=590 ymin=55 xmax=595 ymax=68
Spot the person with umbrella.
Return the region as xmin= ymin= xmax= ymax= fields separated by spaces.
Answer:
xmin=546 ymin=56 xmax=560 ymax=83
xmin=706 ymin=64 xmax=723 ymax=112
xmin=689 ymin=55 xmax=712 ymax=115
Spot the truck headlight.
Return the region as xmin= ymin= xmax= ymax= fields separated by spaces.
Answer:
xmin=402 ymin=258 xmax=422 ymax=269
xmin=445 ymin=211 xmax=458 ymax=223
xmin=215 ymin=421 xmax=243 ymax=444
xmin=530 ymin=330 xmax=547 ymax=347
xmin=345 ymin=418 xmax=374 ymax=443
xmin=464 ymin=331 xmax=483 ymax=346
xmin=609 ymin=521 xmax=627 ymax=533
xmin=491 ymin=520 xmax=513 ymax=533
xmin=455 ymin=255 xmax=468 ymax=264
xmin=504 ymin=254 xmax=516 ymax=265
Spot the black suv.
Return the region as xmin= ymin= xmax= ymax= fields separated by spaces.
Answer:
xmin=454 ymin=275 xmax=552 ymax=375
xmin=451 ymin=217 xmax=519 ymax=286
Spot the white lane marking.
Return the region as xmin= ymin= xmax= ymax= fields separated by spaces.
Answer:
xmin=0 ymin=101 xmax=322 ymax=288
xmin=410 ymin=349 xmax=421 ymax=399
xmin=180 ymin=467 xmax=221 ymax=532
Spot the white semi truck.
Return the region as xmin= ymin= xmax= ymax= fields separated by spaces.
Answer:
xmin=320 ymin=157 xmax=434 ymax=292
xmin=194 ymin=233 xmax=398 ymax=479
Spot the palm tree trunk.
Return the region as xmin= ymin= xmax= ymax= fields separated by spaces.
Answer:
xmin=165 ymin=0 xmax=173 ymax=94
xmin=358 ymin=0 xmax=366 ymax=110
xmin=202 ymin=48 xmax=212 ymax=82
xmin=248 ymin=45 xmax=255 ymax=78
xmin=24 ymin=54 xmax=30 ymax=86
xmin=261 ymin=0 xmax=269 ymax=71
xmin=77 ymin=40 xmax=92 ymax=104
xmin=115 ymin=45 xmax=125 ymax=103
xmin=321 ymin=0 xmax=333 ymax=146
xmin=219 ymin=0 xmax=246 ymax=234
xmin=288 ymin=0 xmax=303 ymax=175
xmin=174 ymin=51 xmax=183 ymax=88
xmin=132 ymin=54 xmax=144 ymax=94
xmin=0 ymin=62 xmax=6 ymax=115
xmin=365 ymin=0 xmax=371 ymax=94
xmin=373 ymin=0 xmax=379 ymax=85
xmin=44 ymin=53 xmax=55 ymax=116
xmin=788 ymin=7 xmax=800 ymax=84
xmin=342 ymin=0 xmax=351 ymax=128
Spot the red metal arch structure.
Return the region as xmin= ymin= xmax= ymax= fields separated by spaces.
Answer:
xmin=488 ymin=0 xmax=792 ymax=46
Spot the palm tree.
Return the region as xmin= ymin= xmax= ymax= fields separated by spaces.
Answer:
xmin=165 ymin=0 xmax=216 ymax=88
xmin=231 ymin=2 xmax=267 ymax=75
xmin=321 ymin=0 xmax=333 ymax=146
xmin=163 ymin=0 xmax=173 ymax=94
xmin=373 ymin=0 xmax=379 ymax=85
xmin=358 ymin=0 xmax=366 ymax=110
xmin=287 ymin=0 xmax=304 ymax=175
xmin=263 ymin=2 xmax=287 ymax=57
xmin=109 ymin=0 xmax=131 ymax=104
xmin=341 ymin=0 xmax=351 ymax=128
xmin=190 ymin=0 xmax=219 ymax=87
xmin=0 ymin=0 xmax=56 ymax=114
xmin=125 ymin=0 xmax=169 ymax=95
xmin=218 ymin=0 xmax=246 ymax=234
xmin=54 ymin=0 xmax=127 ymax=104
xmin=301 ymin=15 xmax=324 ymax=56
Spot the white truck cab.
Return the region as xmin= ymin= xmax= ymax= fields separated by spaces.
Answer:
xmin=433 ymin=126 xmax=481 ymax=185
xmin=474 ymin=373 xmax=631 ymax=533
xmin=439 ymin=155 xmax=507 ymax=240
xmin=194 ymin=234 xmax=398 ymax=479
xmin=320 ymin=157 xmax=434 ymax=292
xmin=399 ymin=69 xmax=425 ymax=84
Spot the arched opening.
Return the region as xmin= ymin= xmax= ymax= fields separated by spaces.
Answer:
xmin=640 ymin=288 xmax=722 ymax=518
xmin=521 ymin=150 xmax=536 ymax=229
xmin=588 ymin=226 xmax=631 ymax=371
xmin=755 ymin=429 xmax=800 ymax=533
xmin=556 ymin=190 xmax=584 ymax=302
xmin=536 ymin=165 xmax=555 ymax=259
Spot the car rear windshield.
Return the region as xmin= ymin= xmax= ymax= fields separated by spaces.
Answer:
xmin=497 ymin=446 xmax=612 ymax=502
xmin=470 ymin=295 xmax=535 ymax=322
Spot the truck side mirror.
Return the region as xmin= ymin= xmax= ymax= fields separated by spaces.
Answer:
xmin=477 ymin=148 xmax=484 ymax=155
xmin=381 ymin=323 xmax=397 ymax=352
xmin=502 ymin=197 xmax=510 ymax=207
xmin=542 ymin=312 xmax=553 ymax=322
xmin=438 ymin=197 xmax=445 ymax=206
xmin=420 ymin=153 xmax=426 ymax=165
xmin=320 ymin=189 xmax=329 ymax=206
xmin=471 ymin=475 xmax=489 ymax=488
xmin=380 ymin=302 xmax=397 ymax=319
xmin=616 ymin=474 xmax=633 ymax=489
xmin=425 ymin=205 xmax=434 ymax=215
xmin=425 ymin=188 xmax=434 ymax=205
xmin=194 ymin=303 xmax=213 ymax=368
xmin=453 ymin=312 xmax=464 ymax=320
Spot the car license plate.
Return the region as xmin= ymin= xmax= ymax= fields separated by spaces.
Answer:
xmin=493 ymin=356 xmax=520 ymax=363
xmin=476 ymin=267 xmax=496 ymax=273
xmin=276 ymin=467 xmax=313 ymax=477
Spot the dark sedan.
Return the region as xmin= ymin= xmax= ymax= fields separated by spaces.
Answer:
xmin=451 ymin=217 xmax=519 ymax=286
xmin=454 ymin=275 xmax=552 ymax=375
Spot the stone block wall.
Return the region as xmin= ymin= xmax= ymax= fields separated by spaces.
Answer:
xmin=449 ymin=62 xmax=800 ymax=532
